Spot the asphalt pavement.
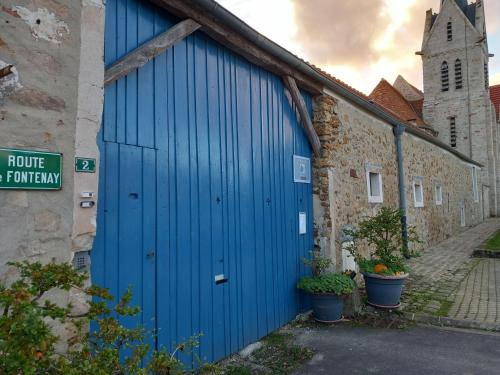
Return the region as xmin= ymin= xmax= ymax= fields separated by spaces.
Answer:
xmin=293 ymin=325 xmax=500 ymax=375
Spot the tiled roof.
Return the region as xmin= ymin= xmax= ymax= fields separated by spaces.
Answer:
xmin=369 ymin=79 xmax=425 ymax=127
xmin=409 ymin=99 xmax=424 ymax=119
xmin=491 ymin=85 xmax=500 ymax=122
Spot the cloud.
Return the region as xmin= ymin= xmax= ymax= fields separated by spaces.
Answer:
xmin=291 ymin=0 xmax=387 ymax=67
xmin=291 ymin=0 xmax=438 ymax=92
xmin=219 ymin=0 xmax=500 ymax=94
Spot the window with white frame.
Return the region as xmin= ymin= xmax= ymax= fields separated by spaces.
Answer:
xmin=367 ymin=171 xmax=383 ymax=203
xmin=435 ymin=184 xmax=443 ymax=206
xmin=472 ymin=167 xmax=479 ymax=202
xmin=413 ymin=178 xmax=424 ymax=208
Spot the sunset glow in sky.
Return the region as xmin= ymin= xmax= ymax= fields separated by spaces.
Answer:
xmin=217 ymin=0 xmax=500 ymax=94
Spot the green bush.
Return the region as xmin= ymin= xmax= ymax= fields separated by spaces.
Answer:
xmin=297 ymin=251 xmax=355 ymax=295
xmin=0 ymin=261 xmax=207 ymax=375
xmin=344 ymin=207 xmax=421 ymax=276
xmin=297 ymin=273 xmax=355 ymax=295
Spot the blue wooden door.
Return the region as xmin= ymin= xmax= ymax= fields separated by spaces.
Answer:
xmin=92 ymin=142 xmax=157 ymax=344
xmin=94 ymin=0 xmax=314 ymax=365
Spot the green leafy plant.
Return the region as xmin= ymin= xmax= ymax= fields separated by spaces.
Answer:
xmin=297 ymin=251 xmax=355 ymax=295
xmin=344 ymin=207 xmax=421 ymax=276
xmin=297 ymin=273 xmax=355 ymax=295
xmin=0 ymin=261 xmax=207 ymax=375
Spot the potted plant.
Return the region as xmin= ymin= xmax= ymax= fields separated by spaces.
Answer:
xmin=345 ymin=208 xmax=421 ymax=309
xmin=297 ymin=251 xmax=356 ymax=323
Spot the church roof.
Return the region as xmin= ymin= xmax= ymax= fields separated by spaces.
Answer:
xmin=491 ymin=85 xmax=500 ymax=122
xmin=369 ymin=79 xmax=426 ymax=128
xmin=431 ymin=1 xmax=477 ymax=28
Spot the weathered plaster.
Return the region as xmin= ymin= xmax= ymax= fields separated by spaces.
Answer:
xmin=0 ymin=0 xmax=81 ymax=282
xmin=0 ymin=59 xmax=22 ymax=101
xmin=70 ymin=0 xmax=105 ymax=254
xmin=14 ymin=6 xmax=69 ymax=44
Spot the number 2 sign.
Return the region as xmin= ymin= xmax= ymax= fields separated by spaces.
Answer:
xmin=75 ymin=157 xmax=96 ymax=173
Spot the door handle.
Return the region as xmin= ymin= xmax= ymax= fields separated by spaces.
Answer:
xmin=146 ymin=250 xmax=155 ymax=259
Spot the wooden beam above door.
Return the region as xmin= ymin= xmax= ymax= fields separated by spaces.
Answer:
xmin=282 ymin=76 xmax=321 ymax=156
xmin=104 ymin=18 xmax=201 ymax=86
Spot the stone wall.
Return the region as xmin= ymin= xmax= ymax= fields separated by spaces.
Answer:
xmin=0 ymin=0 xmax=104 ymax=284
xmin=313 ymin=92 xmax=483 ymax=270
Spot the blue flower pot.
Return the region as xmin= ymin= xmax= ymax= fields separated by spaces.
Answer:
xmin=310 ymin=293 xmax=344 ymax=323
xmin=363 ymin=273 xmax=408 ymax=309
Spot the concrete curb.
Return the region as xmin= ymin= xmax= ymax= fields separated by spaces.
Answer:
xmin=403 ymin=312 xmax=500 ymax=332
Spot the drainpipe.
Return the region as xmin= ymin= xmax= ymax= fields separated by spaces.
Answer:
xmin=394 ymin=124 xmax=409 ymax=257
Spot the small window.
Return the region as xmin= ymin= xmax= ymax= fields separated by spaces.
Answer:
xmin=460 ymin=204 xmax=466 ymax=227
xmin=472 ymin=167 xmax=479 ymax=203
xmin=484 ymin=61 xmax=489 ymax=90
xmin=413 ymin=178 xmax=424 ymax=208
xmin=447 ymin=22 xmax=453 ymax=41
xmin=435 ymin=185 xmax=443 ymax=205
xmin=367 ymin=171 xmax=383 ymax=203
xmin=449 ymin=117 xmax=457 ymax=148
xmin=455 ymin=59 xmax=463 ymax=89
xmin=441 ymin=61 xmax=449 ymax=92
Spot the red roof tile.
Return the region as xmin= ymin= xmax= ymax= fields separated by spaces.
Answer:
xmin=369 ymin=79 xmax=425 ymax=127
xmin=491 ymin=85 xmax=500 ymax=122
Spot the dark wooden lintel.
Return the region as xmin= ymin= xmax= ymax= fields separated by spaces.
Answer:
xmin=283 ymin=75 xmax=321 ymax=155
xmin=104 ymin=18 xmax=201 ymax=86
xmin=0 ymin=65 xmax=13 ymax=79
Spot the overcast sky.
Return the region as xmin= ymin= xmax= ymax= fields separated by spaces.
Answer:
xmin=217 ymin=0 xmax=500 ymax=94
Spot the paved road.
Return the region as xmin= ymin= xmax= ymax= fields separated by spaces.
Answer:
xmin=403 ymin=218 xmax=500 ymax=326
xmin=293 ymin=325 xmax=500 ymax=375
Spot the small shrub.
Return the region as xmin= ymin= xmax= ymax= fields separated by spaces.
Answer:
xmin=297 ymin=251 xmax=355 ymax=295
xmin=296 ymin=273 xmax=355 ymax=295
xmin=344 ymin=207 xmax=421 ymax=276
xmin=0 ymin=261 xmax=206 ymax=375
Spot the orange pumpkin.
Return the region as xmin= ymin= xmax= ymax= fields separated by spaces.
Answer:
xmin=374 ymin=264 xmax=388 ymax=274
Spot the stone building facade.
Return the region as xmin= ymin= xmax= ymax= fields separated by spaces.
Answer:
xmin=421 ymin=0 xmax=499 ymax=217
xmin=312 ymin=92 xmax=483 ymax=270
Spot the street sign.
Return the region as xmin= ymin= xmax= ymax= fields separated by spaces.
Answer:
xmin=75 ymin=157 xmax=96 ymax=173
xmin=0 ymin=148 xmax=62 ymax=190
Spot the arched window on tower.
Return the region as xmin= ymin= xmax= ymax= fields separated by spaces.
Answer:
xmin=447 ymin=21 xmax=453 ymax=41
xmin=441 ymin=61 xmax=449 ymax=92
xmin=455 ymin=59 xmax=463 ymax=90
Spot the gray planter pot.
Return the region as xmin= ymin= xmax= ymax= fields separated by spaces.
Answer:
xmin=310 ymin=293 xmax=345 ymax=323
xmin=363 ymin=273 xmax=409 ymax=309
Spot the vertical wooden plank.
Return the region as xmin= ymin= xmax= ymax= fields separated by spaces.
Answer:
xmin=142 ymin=147 xmax=157 ymax=349
xmin=194 ymin=36 xmax=213 ymax=362
xmin=221 ymin=49 xmax=236 ymax=354
xmin=137 ymin=2 xmax=155 ymax=148
xmin=154 ymin=13 xmax=168 ymax=151
xmin=260 ymin=70 xmax=275 ymax=332
xmin=173 ymin=31 xmax=193 ymax=363
xmin=115 ymin=0 xmax=126 ymax=142
xmin=236 ymin=58 xmax=258 ymax=346
xmin=92 ymin=140 xmax=106 ymax=293
xmin=187 ymin=33 xmax=201 ymax=363
xmin=207 ymin=42 xmax=225 ymax=360
xmin=166 ymin=42 xmax=178 ymax=353
xmin=251 ymin=66 xmax=267 ymax=339
xmin=103 ymin=142 xmax=120 ymax=304
xmin=125 ymin=0 xmax=138 ymax=145
xmin=229 ymin=53 xmax=244 ymax=352
xmin=218 ymin=48 xmax=231 ymax=359
xmin=118 ymin=144 xmax=144 ymax=330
